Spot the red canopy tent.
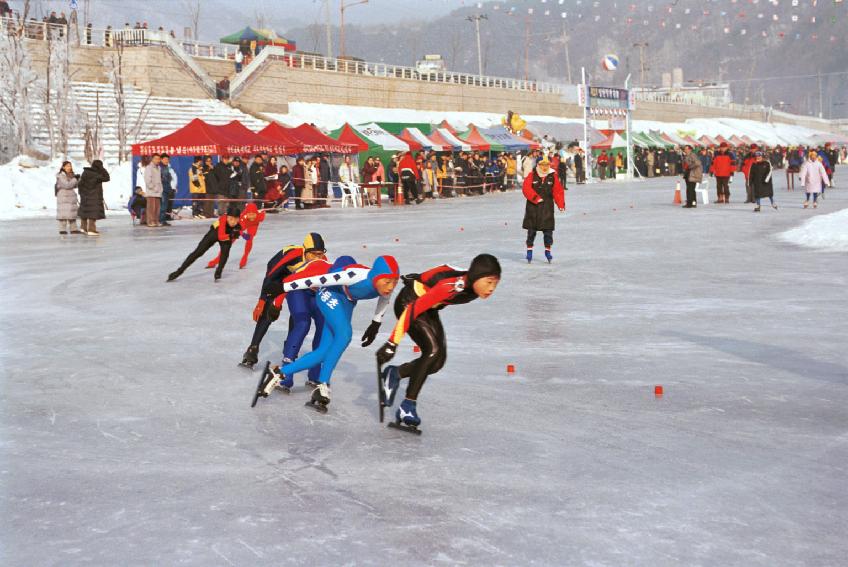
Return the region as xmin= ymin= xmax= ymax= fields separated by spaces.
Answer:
xmin=334 ymin=123 xmax=371 ymax=153
xmin=728 ymin=135 xmax=745 ymax=146
xmin=258 ymin=122 xmax=308 ymax=154
xmin=458 ymin=126 xmax=491 ymax=152
xmin=428 ymin=129 xmax=468 ymax=151
xmin=438 ymin=120 xmax=458 ymax=135
xmin=131 ymin=118 xmax=228 ymax=156
xmin=698 ymin=134 xmax=718 ymax=146
xmin=681 ymin=135 xmax=701 ymax=147
xmin=740 ymin=135 xmax=755 ymax=145
xmin=713 ymin=135 xmax=731 ymax=146
xmin=214 ymin=120 xmax=297 ymax=155
xmin=396 ymin=130 xmax=423 ymax=151
xmin=516 ymin=128 xmax=542 ymax=149
xmin=286 ymin=123 xmax=357 ymax=154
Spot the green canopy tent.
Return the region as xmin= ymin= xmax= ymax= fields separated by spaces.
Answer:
xmin=328 ymin=123 xmax=410 ymax=179
xmin=220 ymin=27 xmax=296 ymax=51
xmin=374 ymin=122 xmax=433 ymax=136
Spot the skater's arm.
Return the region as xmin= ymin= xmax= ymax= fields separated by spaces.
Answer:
xmin=522 ymin=173 xmax=541 ymax=204
xmin=388 ymin=282 xmax=456 ymax=344
xmin=264 ymin=267 xmax=369 ymax=296
xmin=553 ymin=176 xmax=565 ymax=210
xmin=371 ymin=294 xmax=391 ymax=323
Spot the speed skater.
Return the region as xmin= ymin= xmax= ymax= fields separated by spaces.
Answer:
xmin=207 ymin=202 xmax=266 ymax=270
xmin=240 ymin=233 xmax=327 ymax=371
xmin=375 ymin=254 xmax=501 ymax=429
xmin=256 ymin=255 xmax=399 ymax=411
xmin=167 ymin=205 xmax=251 ymax=282
xmin=522 ymin=156 xmax=565 ymax=263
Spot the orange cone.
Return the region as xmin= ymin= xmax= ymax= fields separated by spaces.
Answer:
xmin=673 ymin=181 xmax=682 ymax=205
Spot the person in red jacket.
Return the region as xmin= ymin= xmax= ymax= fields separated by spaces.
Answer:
xmin=167 ymin=205 xmax=251 ymax=282
xmin=397 ymin=151 xmax=422 ymax=204
xmin=207 ymin=202 xmax=265 ymax=269
xmin=741 ymin=144 xmax=758 ymax=204
xmin=711 ymin=142 xmax=734 ymax=203
xmin=375 ymin=254 xmax=501 ymax=430
xmin=522 ymin=156 xmax=565 ymax=263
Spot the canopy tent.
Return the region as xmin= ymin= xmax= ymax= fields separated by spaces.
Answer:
xmin=713 ymin=135 xmax=731 ymax=146
xmin=639 ymin=131 xmax=673 ymax=148
xmin=331 ymin=123 xmax=370 ymax=153
xmin=258 ymin=122 xmax=309 ymax=153
xmin=592 ymin=132 xmax=628 ymax=150
xmin=400 ymin=128 xmax=439 ymax=151
xmin=698 ymin=134 xmax=718 ymax=146
xmin=220 ymin=27 xmax=296 ymax=50
xmin=437 ymin=120 xmax=460 ymax=135
xmin=478 ymin=125 xmax=536 ymax=151
xmin=431 ymin=128 xmax=471 ymax=151
xmin=328 ymin=122 xmax=409 ymax=175
xmin=728 ymin=135 xmax=746 ymax=146
xmin=375 ymin=122 xmax=433 ymax=136
xmin=523 ymin=121 xmax=604 ymax=147
xmin=455 ymin=128 xmax=490 ymax=152
xmin=396 ymin=130 xmax=423 ymax=151
xmin=213 ymin=120 xmax=296 ymax=155
xmin=631 ymin=131 xmax=656 ymax=148
xmin=287 ymin=123 xmax=357 ymax=154
xmin=657 ymin=131 xmax=687 ymax=147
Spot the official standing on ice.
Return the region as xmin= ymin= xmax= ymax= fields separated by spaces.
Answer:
xmin=522 ymin=155 xmax=565 ymax=263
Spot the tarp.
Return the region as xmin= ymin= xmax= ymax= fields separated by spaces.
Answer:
xmin=355 ymin=123 xmax=410 ymax=152
xmin=220 ymin=26 xmax=296 ymax=50
xmin=455 ymin=127 xmax=490 ymax=152
xmin=592 ymin=132 xmax=628 ymax=150
xmin=332 ymin=123 xmax=371 ymax=153
xmin=399 ymin=128 xmax=437 ymax=151
xmin=478 ymin=126 xmax=535 ymax=151
xmin=680 ymin=134 xmax=701 ymax=147
xmin=258 ymin=122 xmax=308 ymax=154
xmin=396 ymin=130 xmax=423 ymax=151
xmin=289 ymin=123 xmax=357 ymax=153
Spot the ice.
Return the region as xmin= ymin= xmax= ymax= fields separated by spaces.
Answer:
xmin=1 ymin=172 xmax=847 ymax=566
xmin=778 ymin=207 xmax=848 ymax=252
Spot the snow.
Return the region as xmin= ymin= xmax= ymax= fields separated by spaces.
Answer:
xmin=0 ymin=157 xmax=132 ymax=220
xmin=778 ymin=207 xmax=848 ymax=252
xmin=2 ymin=171 xmax=847 ymax=565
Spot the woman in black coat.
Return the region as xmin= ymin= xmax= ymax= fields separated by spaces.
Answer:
xmin=749 ymin=151 xmax=776 ymax=212
xmin=77 ymin=160 xmax=110 ymax=235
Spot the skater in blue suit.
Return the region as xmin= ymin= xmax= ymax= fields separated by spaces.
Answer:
xmin=260 ymin=254 xmax=400 ymax=409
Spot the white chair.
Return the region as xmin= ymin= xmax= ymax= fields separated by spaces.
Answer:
xmin=340 ymin=183 xmax=361 ymax=208
xmin=695 ymin=179 xmax=710 ymax=205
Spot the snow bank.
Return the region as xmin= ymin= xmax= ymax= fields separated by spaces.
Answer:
xmin=0 ymin=157 xmax=132 ymax=221
xmin=778 ymin=208 xmax=848 ymax=253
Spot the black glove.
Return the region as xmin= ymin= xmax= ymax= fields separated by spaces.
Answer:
xmin=376 ymin=341 xmax=397 ymax=365
xmin=360 ymin=320 xmax=381 ymax=347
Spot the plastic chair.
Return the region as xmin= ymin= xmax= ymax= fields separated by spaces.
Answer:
xmin=340 ymin=183 xmax=359 ymax=208
xmin=695 ymin=179 xmax=710 ymax=205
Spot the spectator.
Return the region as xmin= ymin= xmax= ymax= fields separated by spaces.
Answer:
xmin=55 ymin=161 xmax=81 ymax=235
xmin=646 ymin=149 xmax=655 ymax=178
xmin=800 ymin=150 xmax=829 ymax=209
xmin=104 ymin=25 xmax=113 ymax=47
xmin=262 ymin=156 xmax=281 ymax=207
xmin=574 ymin=147 xmax=586 ymax=184
xmin=291 ymin=157 xmax=306 ymax=210
xmin=249 ymin=154 xmax=266 ymax=201
xmin=304 ymin=157 xmax=318 ymax=209
xmin=277 ymin=164 xmax=293 ymax=208
xmin=143 ymin=155 xmax=164 ymax=226
xmin=711 ymin=142 xmax=734 ymax=204
xmin=85 ymin=23 xmax=92 ymax=45
xmin=361 ymin=156 xmax=381 ymax=206
xmin=77 ymin=160 xmax=110 ymax=236
xmin=504 ymin=153 xmax=517 ymax=189
xmin=200 ymin=156 xmax=216 ymax=218
xmin=235 ymin=49 xmax=244 ymax=73
xmin=786 ymin=147 xmax=804 ymax=192
xmin=317 ymin=154 xmax=331 ymax=208
xmin=681 ymin=145 xmax=702 ymax=209
xmin=129 ymin=186 xmax=146 ymax=222
xmin=211 ymin=156 xmax=231 ymax=215
xmin=188 ymin=156 xmax=206 ymax=219
xmin=0 ymin=1 xmax=12 ymax=17
xmin=159 ymin=153 xmax=176 ymax=226
xmin=338 ymin=155 xmax=359 ymax=184
xmin=749 ymin=151 xmax=776 ymax=212
xmin=397 ymin=151 xmax=421 ymax=204
xmin=421 ymin=160 xmax=437 ymax=198
xmin=229 ymin=157 xmax=246 ymax=204
xmin=597 ymin=150 xmax=609 ymax=180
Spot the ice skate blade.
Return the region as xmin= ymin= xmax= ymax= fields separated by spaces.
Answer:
xmin=238 ymin=362 xmax=256 ymax=371
xmin=250 ymin=362 xmax=272 ymax=408
xmin=304 ymin=400 xmax=329 ymax=414
xmin=387 ymin=421 xmax=422 ymax=435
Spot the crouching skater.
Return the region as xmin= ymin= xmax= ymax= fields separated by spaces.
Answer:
xmin=167 ymin=205 xmax=250 ymax=282
xmin=252 ymin=255 xmax=400 ymax=413
xmin=375 ymin=254 xmax=501 ymax=431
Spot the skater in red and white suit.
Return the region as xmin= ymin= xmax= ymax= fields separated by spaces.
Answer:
xmin=375 ymin=254 xmax=501 ymax=428
xmin=207 ymin=202 xmax=265 ymax=269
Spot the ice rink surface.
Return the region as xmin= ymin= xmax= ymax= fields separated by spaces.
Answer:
xmin=2 ymin=175 xmax=847 ymax=566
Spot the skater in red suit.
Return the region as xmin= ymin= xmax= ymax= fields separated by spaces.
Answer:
xmin=522 ymin=156 xmax=565 ymax=263
xmin=167 ymin=205 xmax=251 ymax=282
xmin=375 ymin=254 xmax=501 ymax=429
xmin=207 ymin=202 xmax=265 ymax=269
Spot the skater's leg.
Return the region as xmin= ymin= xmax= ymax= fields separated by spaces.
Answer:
xmin=526 ymin=229 xmax=537 ymax=248
xmin=249 ymin=300 xmax=278 ymax=347
xmin=543 ymin=230 xmax=554 ymax=261
xmin=239 ymin=237 xmax=254 ymax=269
xmin=214 ymin=241 xmax=232 ymax=279
xmin=282 ymin=323 xmax=333 ymax=376
xmin=282 ymin=291 xmax=313 ymax=362
xmin=307 ymin=295 xmax=325 ymax=383
xmin=398 ymin=311 xmax=445 ymax=401
xmin=314 ymin=293 xmax=354 ymax=384
xmin=175 ymin=228 xmax=218 ymax=274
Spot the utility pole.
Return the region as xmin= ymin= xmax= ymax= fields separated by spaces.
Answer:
xmin=551 ymin=23 xmax=573 ymax=84
xmin=340 ymin=0 xmax=368 ymax=59
xmin=817 ymin=71 xmax=823 ymax=118
xmin=323 ymin=0 xmax=333 ymax=59
xmin=466 ymin=14 xmax=487 ymax=78
xmin=632 ymin=42 xmax=648 ymax=87
xmin=523 ymin=15 xmax=530 ymax=81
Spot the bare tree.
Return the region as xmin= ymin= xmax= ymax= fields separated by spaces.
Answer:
xmin=83 ymin=90 xmax=103 ymax=163
xmin=43 ymin=31 xmax=77 ymax=158
xmin=0 ymin=1 xmax=38 ymax=159
xmin=103 ymin=38 xmax=129 ymax=162
xmin=183 ymin=0 xmax=201 ymax=40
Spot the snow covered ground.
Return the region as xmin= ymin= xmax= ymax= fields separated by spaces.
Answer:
xmin=1 ymin=173 xmax=847 ymax=566
xmin=778 ymin=206 xmax=848 ymax=252
xmin=0 ymin=157 xmax=133 ymax=221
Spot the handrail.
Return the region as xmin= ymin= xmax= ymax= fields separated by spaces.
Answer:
xmin=229 ymin=45 xmax=284 ymax=100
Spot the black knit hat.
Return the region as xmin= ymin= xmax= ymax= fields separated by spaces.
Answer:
xmin=467 ymin=254 xmax=501 ymax=286
xmin=226 ymin=205 xmax=241 ymax=217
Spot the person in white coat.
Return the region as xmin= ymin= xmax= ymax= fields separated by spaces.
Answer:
xmin=338 ymin=155 xmax=359 ymax=184
xmin=799 ymin=150 xmax=830 ymax=209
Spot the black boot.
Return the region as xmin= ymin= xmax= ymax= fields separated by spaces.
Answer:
xmin=240 ymin=345 xmax=259 ymax=368
xmin=167 ymin=269 xmax=182 ymax=282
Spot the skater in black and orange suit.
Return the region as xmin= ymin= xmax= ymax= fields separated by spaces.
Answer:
xmin=375 ymin=254 xmax=501 ymax=428
xmin=167 ymin=206 xmax=250 ymax=282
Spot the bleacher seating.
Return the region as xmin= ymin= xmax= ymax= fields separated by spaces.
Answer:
xmin=29 ymin=82 xmax=267 ymax=160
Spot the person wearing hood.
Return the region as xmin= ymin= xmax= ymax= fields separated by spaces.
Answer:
xmin=375 ymin=254 xmax=501 ymax=430
xmin=398 ymin=151 xmax=422 ymax=204
xmin=55 ymin=161 xmax=81 ymax=235
xmin=167 ymin=205 xmax=251 ymax=282
xmin=258 ymin=255 xmax=400 ymax=410
xmin=240 ymin=233 xmax=328 ymax=371
xmin=206 ymin=202 xmax=266 ymax=270
xmin=749 ymin=151 xmax=776 ymax=212
xmin=522 ymin=155 xmax=565 ymax=263
xmin=77 ymin=160 xmax=110 ymax=236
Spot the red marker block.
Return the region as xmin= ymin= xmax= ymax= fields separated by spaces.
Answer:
xmin=394 ymin=238 xmax=400 ymax=243
xmin=507 ymin=364 xmax=515 ymax=374
xmin=460 ymin=227 xmax=464 ymax=231
xmin=654 ymin=385 xmax=664 ymax=397
xmin=413 ymin=345 xmax=420 ymax=353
